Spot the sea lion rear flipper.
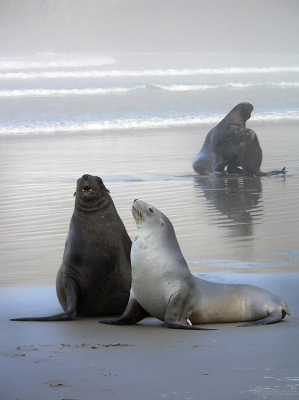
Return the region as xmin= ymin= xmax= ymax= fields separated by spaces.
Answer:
xmin=237 ymin=309 xmax=285 ymax=327
xmin=100 ymin=295 xmax=150 ymax=326
xmin=264 ymin=166 xmax=286 ymax=176
xmin=10 ymin=309 xmax=77 ymax=322
xmin=10 ymin=276 xmax=79 ymax=322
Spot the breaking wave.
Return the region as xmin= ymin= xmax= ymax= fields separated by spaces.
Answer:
xmin=1 ymin=82 xmax=298 ymax=98
xmin=1 ymin=111 xmax=298 ymax=136
xmin=1 ymin=66 xmax=299 ymax=80
xmin=0 ymin=86 xmax=144 ymax=97
xmin=151 ymin=82 xmax=299 ymax=92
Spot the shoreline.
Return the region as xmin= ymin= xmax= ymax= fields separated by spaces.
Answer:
xmin=0 ymin=118 xmax=298 ymax=139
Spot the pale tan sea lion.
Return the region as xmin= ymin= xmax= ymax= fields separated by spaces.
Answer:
xmin=102 ymin=200 xmax=290 ymax=329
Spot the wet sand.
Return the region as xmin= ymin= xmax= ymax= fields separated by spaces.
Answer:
xmin=0 ymin=121 xmax=299 ymax=399
xmin=1 ymin=273 xmax=298 ymax=400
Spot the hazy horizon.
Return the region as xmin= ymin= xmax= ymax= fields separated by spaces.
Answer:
xmin=0 ymin=0 xmax=298 ymax=56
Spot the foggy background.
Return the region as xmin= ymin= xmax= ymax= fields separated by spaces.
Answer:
xmin=0 ymin=0 xmax=298 ymax=55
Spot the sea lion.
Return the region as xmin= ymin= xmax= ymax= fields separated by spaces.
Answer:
xmin=11 ymin=174 xmax=132 ymax=321
xmin=226 ymin=127 xmax=285 ymax=176
xmin=211 ymin=102 xmax=253 ymax=173
xmin=101 ymin=200 xmax=290 ymax=329
xmin=191 ymin=128 xmax=214 ymax=175
xmin=192 ymin=103 xmax=285 ymax=176
xmin=192 ymin=103 xmax=253 ymax=175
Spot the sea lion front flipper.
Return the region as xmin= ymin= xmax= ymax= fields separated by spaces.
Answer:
xmin=100 ymin=295 xmax=150 ymax=326
xmin=164 ymin=293 xmax=216 ymax=330
xmin=10 ymin=276 xmax=80 ymax=322
xmin=164 ymin=321 xmax=216 ymax=330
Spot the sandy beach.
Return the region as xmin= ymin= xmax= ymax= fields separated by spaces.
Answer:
xmin=1 ymin=273 xmax=298 ymax=400
xmin=1 ymin=122 xmax=299 ymax=399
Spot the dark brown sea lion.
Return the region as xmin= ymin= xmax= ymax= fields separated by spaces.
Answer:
xmin=11 ymin=174 xmax=132 ymax=321
xmin=226 ymin=128 xmax=285 ymax=176
xmin=211 ymin=102 xmax=253 ymax=173
xmin=192 ymin=103 xmax=285 ymax=176
xmin=192 ymin=128 xmax=214 ymax=175
xmin=192 ymin=103 xmax=253 ymax=174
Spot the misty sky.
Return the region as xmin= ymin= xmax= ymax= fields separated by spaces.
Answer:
xmin=0 ymin=0 xmax=298 ymax=55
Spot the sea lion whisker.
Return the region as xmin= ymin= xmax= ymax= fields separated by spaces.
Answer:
xmin=132 ymin=204 xmax=144 ymax=220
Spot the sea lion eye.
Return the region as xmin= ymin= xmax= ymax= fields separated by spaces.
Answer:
xmin=149 ymin=207 xmax=154 ymax=213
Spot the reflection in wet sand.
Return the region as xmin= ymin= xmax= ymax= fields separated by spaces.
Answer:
xmin=0 ymin=123 xmax=298 ymax=285
xmin=194 ymin=175 xmax=263 ymax=238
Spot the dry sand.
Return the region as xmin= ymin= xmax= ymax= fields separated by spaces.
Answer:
xmin=1 ymin=122 xmax=299 ymax=399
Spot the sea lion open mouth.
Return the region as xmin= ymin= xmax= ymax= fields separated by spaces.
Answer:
xmin=82 ymin=185 xmax=94 ymax=193
xmin=132 ymin=202 xmax=143 ymax=223
xmin=79 ymin=182 xmax=97 ymax=203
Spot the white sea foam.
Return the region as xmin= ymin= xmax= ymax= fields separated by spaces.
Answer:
xmin=0 ymin=117 xmax=223 ymax=135
xmin=1 ymin=66 xmax=299 ymax=80
xmin=1 ymin=111 xmax=298 ymax=136
xmin=151 ymin=84 xmax=217 ymax=91
xmin=1 ymin=81 xmax=298 ymax=98
xmin=0 ymin=86 xmax=144 ymax=97
xmin=227 ymin=81 xmax=299 ymax=89
xmin=153 ymin=82 xmax=299 ymax=91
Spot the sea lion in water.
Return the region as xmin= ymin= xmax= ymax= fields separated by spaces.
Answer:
xmin=211 ymin=102 xmax=253 ymax=173
xmin=192 ymin=128 xmax=214 ymax=175
xmin=192 ymin=103 xmax=252 ymax=175
xmin=225 ymin=127 xmax=285 ymax=176
xmin=11 ymin=174 xmax=131 ymax=321
xmin=101 ymin=200 xmax=290 ymax=329
xmin=192 ymin=103 xmax=285 ymax=176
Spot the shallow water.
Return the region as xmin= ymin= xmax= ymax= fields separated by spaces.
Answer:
xmin=0 ymin=121 xmax=298 ymax=286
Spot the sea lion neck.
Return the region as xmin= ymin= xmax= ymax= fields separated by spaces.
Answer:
xmin=75 ymin=193 xmax=112 ymax=214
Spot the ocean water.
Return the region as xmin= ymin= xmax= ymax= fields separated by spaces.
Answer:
xmin=0 ymin=52 xmax=299 ymax=135
xmin=0 ymin=52 xmax=298 ymax=286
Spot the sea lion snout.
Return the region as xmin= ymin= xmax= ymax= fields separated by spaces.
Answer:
xmin=82 ymin=184 xmax=93 ymax=192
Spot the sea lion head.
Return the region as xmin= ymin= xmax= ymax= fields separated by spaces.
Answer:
xmin=132 ymin=199 xmax=169 ymax=230
xmin=234 ymin=102 xmax=253 ymax=122
xmin=131 ymin=200 xmax=186 ymax=266
xmin=75 ymin=174 xmax=110 ymax=208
